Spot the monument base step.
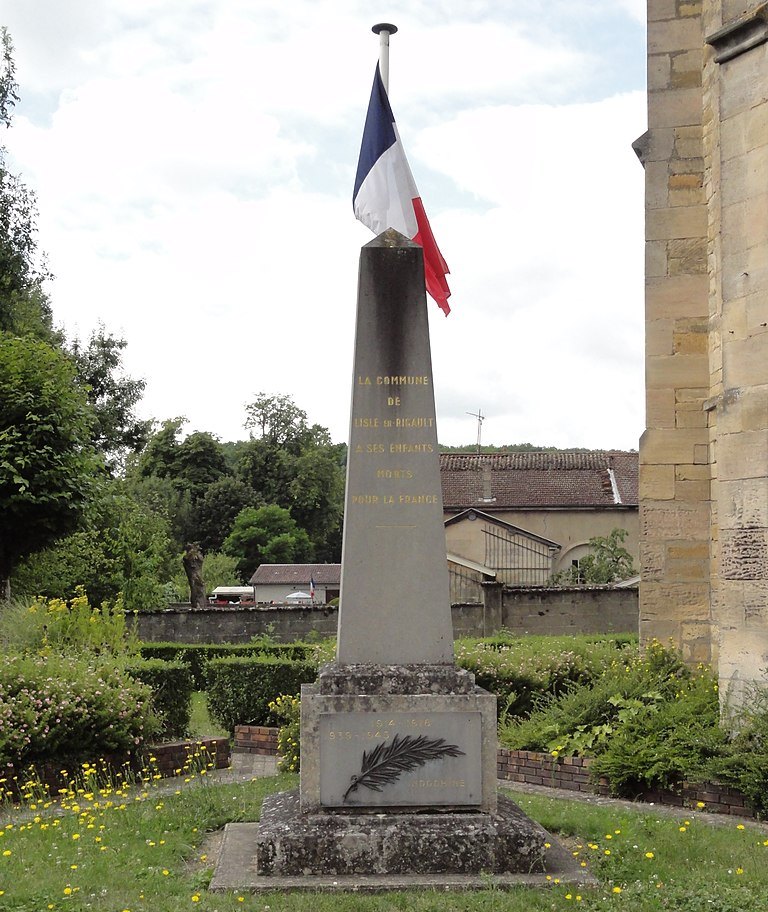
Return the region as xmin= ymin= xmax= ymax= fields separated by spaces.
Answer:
xmin=210 ymin=793 xmax=595 ymax=892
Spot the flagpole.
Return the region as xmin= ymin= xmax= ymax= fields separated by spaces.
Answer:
xmin=372 ymin=23 xmax=397 ymax=94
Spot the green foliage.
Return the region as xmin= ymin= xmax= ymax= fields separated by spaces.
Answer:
xmin=0 ymin=589 xmax=138 ymax=656
xmin=0 ymin=333 xmax=102 ymax=589
xmin=456 ymin=633 xmax=636 ymax=718
xmin=67 ymin=326 xmax=152 ymax=469
xmin=138 ymin=641 xmax=314 ymax=689
xmin=707 ymin=680 xmax=768 ymax=816
xmin=11 ymin=479 xmax=173 ymax=610
xmin=124 ymin=658 xmax=193 ymax=740
xmin=497 ymin=640 xmax=733 ymax=798
xmin=269 ymin=692 xmax=301 ymax=773
xmin=0 ymin=31 xmax=57 ymax=344
xmin=223 ymin=503 xmax=312 ymax=580
xmin=192 ymin=476 xmax=258 ymax=552
xmin=205 ymin=654 xmax=316 ymax=733
xmin=590 ymin=671 xmax=725 ymax=793
xmin=551 ymin=527 xmax=636 ymax=585
xmin=0 ymin=653 xmax=158 ymax=767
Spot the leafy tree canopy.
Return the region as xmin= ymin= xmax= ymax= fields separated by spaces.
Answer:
xmin=0 ymin=29 xmax=56 ymax=343
xmin=67 ymin=325 xmax=152 ymax=468
xmin=0 ymin=333 xmax=102 ymax=594
xmin=223 ymin=504 xmax=313 ymax=582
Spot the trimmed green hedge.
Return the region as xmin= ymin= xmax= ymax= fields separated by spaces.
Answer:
xmin=139 ymin=642 xmax=314 ymax=689
xmin=206 ymin=655 xmax=317 ymax=734
xmin=125 ymin=658 xmax=194 ymax=740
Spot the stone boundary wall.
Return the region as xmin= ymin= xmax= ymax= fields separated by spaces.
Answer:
xmin=233 ymin=727 xmax=753 ymax=819
xmin=135 ymin=587 xmax=639 ymax=644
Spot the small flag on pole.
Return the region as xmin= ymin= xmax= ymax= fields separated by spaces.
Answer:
xmin=310 ymin=576 xmax=316 ymax=600
xmin=353 ymin=64 xmax=451 ymax=316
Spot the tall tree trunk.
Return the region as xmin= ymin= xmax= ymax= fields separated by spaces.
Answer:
xmin=183 ymin=543 xmax=207 ymax=609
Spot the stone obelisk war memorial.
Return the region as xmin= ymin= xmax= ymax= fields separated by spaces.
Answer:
xmin=211 ymin=230 xmax=588 ymax=891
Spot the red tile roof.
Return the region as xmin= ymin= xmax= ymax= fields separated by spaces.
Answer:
xmin=249 ymin=564 xmax=341 ymax=586
xmin=440 ymin=451 xmax=638 ymax=510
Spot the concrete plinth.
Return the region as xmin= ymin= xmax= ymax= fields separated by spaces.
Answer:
xmin=210 ymin=804 xmax=596 ymax=893
xmin=255 ymin=790 xmax=544 ymax=876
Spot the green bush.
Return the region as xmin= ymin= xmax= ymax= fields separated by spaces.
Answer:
xmin=0 ymin=654 xmax=159 ymax=768
xmin=456 ymin=634 xmax=636 ymax=717
xmin=205 ymin=655 xmax=317 ymax=733
xmin=124 ymin=658 xmax=194 ymax=740
xmin=0 ymin=590 xmax=139 ymax=656
xmin=269 ymin=693 xmax=301 ymax=773
xmin=139 ymin=641 xmax=314 ymax=689
xmin=590 ymin=670 xmax=725 ymax=793
xmin=706 ymin=682 xmax=768 ymax=817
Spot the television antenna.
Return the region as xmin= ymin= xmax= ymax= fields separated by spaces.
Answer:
xmin=467 ymin=408 xmax=485 ymax=455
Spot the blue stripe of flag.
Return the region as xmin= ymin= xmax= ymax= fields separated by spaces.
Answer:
xmin=353 ymin=64 xmax=397 ymax=204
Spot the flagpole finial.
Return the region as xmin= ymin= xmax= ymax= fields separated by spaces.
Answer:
xmin=371 ymin=24 xmax=397 ymax=94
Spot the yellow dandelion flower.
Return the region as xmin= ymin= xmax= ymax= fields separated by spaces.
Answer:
xmin=696 ymin=801 xmax=705 ymax=808
xmin=645 ymin=852 xmax=654 ymax=859
xmin=736 ymin=867 xmax=744 ymax=875
xmin=192 ymin=895 xmax=200 ymax=902
xmin=737 ymin=824 xmax=745 ymax=830
xmin=612 ymin=886 xmax=622 ymax=894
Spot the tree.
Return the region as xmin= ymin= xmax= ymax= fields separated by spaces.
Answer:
xmin=244 ymin=392 xmax=313 ymax=451
xmin=553 ymin=528 xmax=636 ymax=586
xmin=67 ymin=326 xmax=152 ymax=468
xmin=223 ymin=504 xmax=312 ymax=581
xmin=0 ymin=334 xmax=101 ymax=596
xmin=192 ymin=476 xmax=258 ymax=552
xmin=10 ymin=478 xmax=174 ymax=609
xmin=183 ymin=542 xmax=207 ymax=609
xmin=0 ymin=29 xmax=56 ymax=342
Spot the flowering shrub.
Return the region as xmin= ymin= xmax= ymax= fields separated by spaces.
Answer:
xmin=268 ymin=693 xmax=301 ymax=772
xmin=456 ymin=634 xmax=635 ymax=717
xmin=0 ymin=654 xmax=158 ymax=768
xmin=0 ymin=589 xmax=138 ymax=656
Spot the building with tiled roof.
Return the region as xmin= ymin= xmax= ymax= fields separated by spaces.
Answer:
xmin=248 ymin=564 xmax=340 ymax=604
xmin=440 ymin=451 xmax=639 ymax=583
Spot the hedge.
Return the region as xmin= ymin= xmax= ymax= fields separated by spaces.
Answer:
xmin=124 ymin=658 xmax=194 ymax=740
xmin=205 ymin=655 xmax=317 ymax=734
xmin=139 ymin=642 xmax=314 ymax=689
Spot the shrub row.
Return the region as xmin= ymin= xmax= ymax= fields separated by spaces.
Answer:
xmin=206 ymin=655 xmax=317 ymax=734
xmin=124 ymin=658 xmax=194 ymax=740
xmin=0 ymin=654 xmax=158 ymax=769
xmin=139 ymin=641 xmax=315 ymax=689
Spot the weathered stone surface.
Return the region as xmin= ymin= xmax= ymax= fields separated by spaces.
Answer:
xmin=337 ymin=229 xmax=453 ymax=666
xmin=300 ymin=674 xmax=498 ymax=814
xmin=254 ymin=790 xmax=546 ymax=877
xmin=315 ymin=663 xmax=476 ymax=695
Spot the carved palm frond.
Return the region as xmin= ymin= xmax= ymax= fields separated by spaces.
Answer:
xmin=343 ymin=733 xmax=465 ymax=802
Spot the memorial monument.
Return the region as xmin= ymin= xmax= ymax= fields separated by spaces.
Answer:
xmin=211 ymin=231 xmax=587 ymax=891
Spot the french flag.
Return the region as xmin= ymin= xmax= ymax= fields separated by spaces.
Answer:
xmin=353 ymin=65 xmax=452 ymax=316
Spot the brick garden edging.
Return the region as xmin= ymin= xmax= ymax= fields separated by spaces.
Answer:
xmin=234 ymin=726 xmax=755 ymax=819
xmin=497 ymin=748 xmax=755 ymax=818
xmin=234 ymin=725 xmax=279 ymax=756
xmin=4 ymin=737 xmax=230 ymax=801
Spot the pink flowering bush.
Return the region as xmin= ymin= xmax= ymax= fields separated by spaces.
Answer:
xmin=0 ymin=654 xmax=158 ymax=768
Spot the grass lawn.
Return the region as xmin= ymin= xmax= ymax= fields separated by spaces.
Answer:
xmin=189 ymin=691 xmax=228 ymax=740
xmin=1 ymin=771 xmax=767 ymax=912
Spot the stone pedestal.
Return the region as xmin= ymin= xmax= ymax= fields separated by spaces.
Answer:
xmin=247 ymin=662 xmax=549 ymax=881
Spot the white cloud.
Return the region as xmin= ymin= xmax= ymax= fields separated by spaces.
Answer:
xmin=3 ymin=1 xmax=647 ymax=450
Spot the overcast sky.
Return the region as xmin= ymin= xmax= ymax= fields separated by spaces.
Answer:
xmin=3 ymin=1 xmax=647 ymax=450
